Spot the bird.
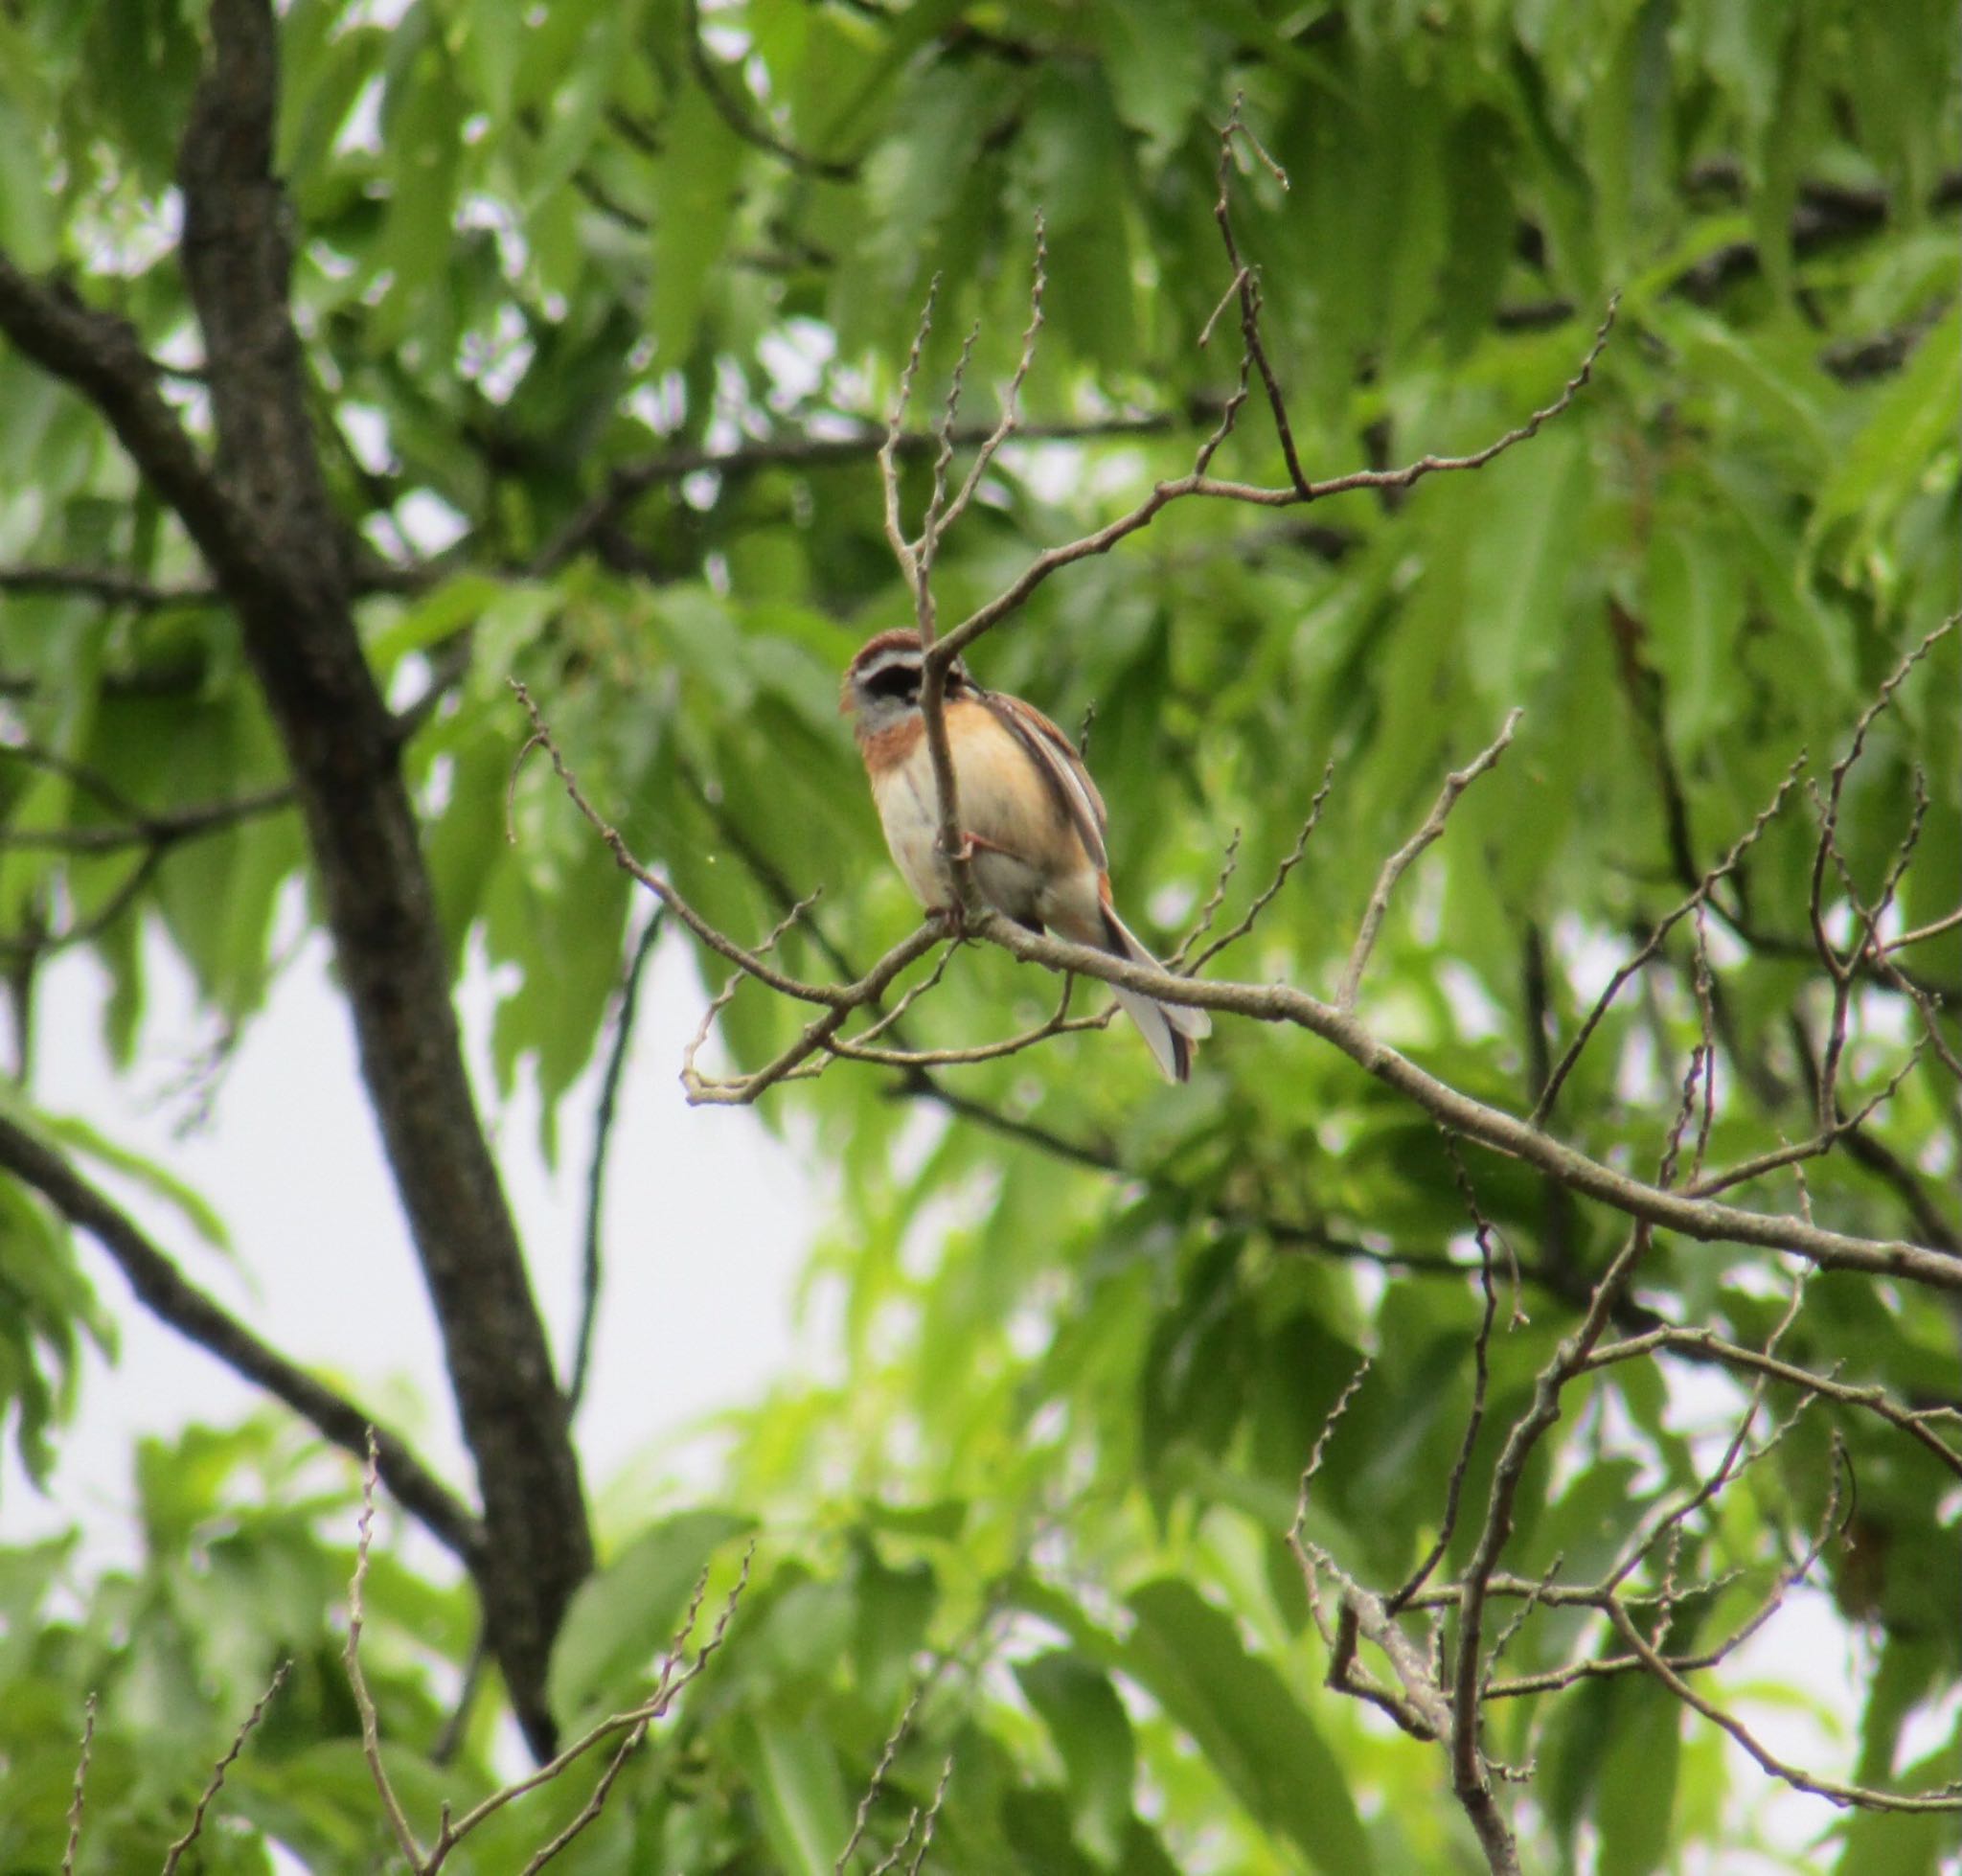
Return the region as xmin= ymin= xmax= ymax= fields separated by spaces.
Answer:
xmin=840 ymin=628 xmax=1210 ymax=1081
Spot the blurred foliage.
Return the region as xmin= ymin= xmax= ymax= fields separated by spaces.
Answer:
xmin=1 ymin=0 xmax=1959 ymax=1869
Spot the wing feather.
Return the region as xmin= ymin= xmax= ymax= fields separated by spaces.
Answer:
xmin=977 ymin=691 xmax=1108 ymax=873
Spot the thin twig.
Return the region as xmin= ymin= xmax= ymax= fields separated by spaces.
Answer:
xmin=1534 ymin=752 xmax=1808 ymax=1126
xmin=929 ymin=300 xmax=1619 ymax=670
xmin=1688 ymin=1039 xmax=1927 ymax=1200
xmin=1807 ymin=619 xmax=1956 ymax=972
xmin=483 ymin=1547 xmax=753 ymax=1855
xmin=902 ymin=1756 xmax=956 ymax=1876
xmin=680 ymin=888 xmax=825 ymax=1092
xmin=879 ymin=279 xmax=941 ymax=606
xmin=836 ymin=1682 xmax=928 ymax=1873
xmin=1188 ymin=760 xmax=1336 ymax=973
xmin=1584 ymin=1323 xmax=1962 ymax=1477
xmin=1882 ymin=906 xmax=1962 ymax=952
xmin=1215 ymin=95 xmax=1308 ymax=493
xmin=1387 ymin=1139 xmax=1503 ymax=1613
xmin=161 ymin=1661 xmax=291 ymax=1874
xmin=846 ymin=943 xmax=958 ymax=1048
xmin=937 ymin=213 xmax=1047 ymax=540
xmin=570 ymin=908 xmax=663 ymax=1411
xmin=345 ymin=1431 xmax=426 ymax=1868
xmin=1340 ymin=713 xmax=1521 ymax=1010
xmin=1602 ymin=1601 xmax=1961 ymax=1812
xmin=61 ymin=1693 xmax=96 ymax=1876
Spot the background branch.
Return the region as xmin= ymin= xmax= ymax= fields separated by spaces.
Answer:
xmin=0 ymin=1110 xmax=481 ymax=1561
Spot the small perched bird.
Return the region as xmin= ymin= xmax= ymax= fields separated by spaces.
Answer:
xmin=841 ymin=629 xmax=1210 ymax=1081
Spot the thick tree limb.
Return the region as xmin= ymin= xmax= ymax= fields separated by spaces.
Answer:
xmin=172 ymin=0 xmax=588 ymax=1757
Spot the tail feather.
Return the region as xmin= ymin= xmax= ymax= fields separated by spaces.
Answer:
xmin=1100 ymin=905 xmax=1210 ymax=1083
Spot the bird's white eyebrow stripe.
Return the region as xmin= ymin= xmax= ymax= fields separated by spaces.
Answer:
xmin=856 ymin=650 xmax=924 ymax=682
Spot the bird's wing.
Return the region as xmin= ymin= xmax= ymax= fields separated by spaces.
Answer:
xmin=977 ymin=690 xmax=1108 ymax=874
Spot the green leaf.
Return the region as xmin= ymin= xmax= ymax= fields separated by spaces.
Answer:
xmin=364 ymin=572 xmax=507 ymax=681
xmin=1594 ymin=1678 xmax=1682 ymax=1876
xmin=1096 ymin=0 xmax=1208 ymax=161
xmin=735 ymin=1714 xmax=853 ymax=1876
xmin=650 ymin=82 xmax=743 ymax=365
xmin=1645 ymin=521 xmax=1745 ymax=752
xmin=35 ymin=1110 xmax=232 ymax=1259
xmin=372 ymin=19 xmax=468 ymax=348
xmin=547 ymin=1508 xmax=753 ymax=1724
xmin=1810 ymin=307 xmax=1962 ymax=580
xmin=1462 ymin=423 xmax=1586 ymax=709
xmin=1016 ymin=1652 xmax=1137 ymax=1864
xmin=0 ymin=93 xmax=53 ymax=269
xmin=1122 ymin=1579 xmax=1374 ymax=1874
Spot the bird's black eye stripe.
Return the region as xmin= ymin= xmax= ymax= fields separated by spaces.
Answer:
xmin=863 ymin=662 xmax=921 ymax=701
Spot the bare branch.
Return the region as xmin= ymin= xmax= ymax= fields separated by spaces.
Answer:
xmin=1534 ymin=752 xmax=1809 ymax=1126
xmin=161 ymin=1661 xmax=291 ymax=1875
xmin=1172 ymin=828 xmax=1243 ymax=966
xmin=937 ymin=214 xmax=1048 ymax=539
xmin=879 ymin=279 xmax=941 ymax=606
xmin=1298 ymin=1358 xmax=1373 ymax=1512
xmin=344 ymin=1430 xmax=754 ymax=1875
xmin=1387 ymin=1140 xmax=1504 ymax=1613
xmin=901 ymin=1756 xmax=955 ymax=1876
xmin=0 ymin=1110 xmax=479 ymax=1560
xmin=1601 ymin=1599 xmax=1961 ymax=1812
xmin=931 ymin=301 xmax=1617 ymax=669
xmin=1197 ymin=265 xmax=1250 ymax=350
xmin=508 ymin=680 xmax=906 ymax=1011
xmin=346 ymin=1432 xmax=427 ymax=1869
xmin=1585 ymin=1324 xmax=1962 ymax=1478
xmin=824 ymin=976 xmax=1108 ymax=1069
xmin=1688 ymin=906 xmax=1718 ymax=1184
xmin=1807 ymin=619 xmax=1956 ymax=969
xmin=1185 ymin=759 xmax=1335 ymax=973
xmin=1214 ymin=95 xmax=1309 ymax=494
xmin=1882 ymin=906 xmax=1962 ymax=953
xmin=844 ymin=943 xmax=959 ymax=1048
xmin=836 ymin=1682 xmax=928 ymax=1874
xmin=1449 ymin=1220 xmax=1658 ymax=1865
xmin=569 ymin=908 xmax=663 ymax=1413
xmin=441 ymin=1543 xmax=755 ymax=1868
xmin=916 ymin=320 xmax=982 ymax=608
xmin=623 ymin=835 xmax=1961 ymax=1283
xmin=530 ymin=403 xmax=1230 ymax=578
xmin=680 ymin=888 xmax=827 ymax=1093
xmin=1339 ymin=713 xmax=1521 ymax=1010
xmin=1687 ymin=1039 xmax=1927 ymax=1201
xmin=60 ymin=1693 xmax=96 ymax=1876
